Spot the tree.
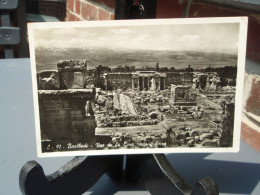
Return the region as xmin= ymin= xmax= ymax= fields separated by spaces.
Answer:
xmin=156 ymin=63 xmax=159 ymax=71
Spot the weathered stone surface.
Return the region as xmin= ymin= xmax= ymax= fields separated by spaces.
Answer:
xmin=187 ymin=138 xmax=195 ymax=147
xmin=56 ymin=60 xmax=88 ymax=89
xmin=38 ymin=71 xmax=60 ymax=90
xmin=57 ymin=60 xmax=87 ymax=72
xmin=60 ymin=71 xmax=85 ymax=89
xmin=205 ymin=73 xmax=220 ymax=91
xmin=219 ymin=99 xmax=234 ymax=147
xmin=39 ymin=89 xmax=96 ymax=148
xmin=200 ymin=133 xmax=213 ymax=140
xmin=38 ymin=89 xmax=95 ymax=100
xmin=166 ymin=133 xmax=178 ymax=146
xmin=170 ymin=84 xmax=197 ymax=106
xmin=95 ymin=135 xmax=112 ymax=145
xmin=113 ymin=93 xmax=120 ymax=110
xmin=96 ymin=95 xmax=106 ymax=106
xmin=72 ymin=116 xmax=96 ymax=141
xmin=149 ymin=112 xmax=158 ymax=119
xmin=159 ymin=105 xmax=170 ymax=112
xmin=40 ymin=112 xmax=72 ymax=140
xmin=190 ymin=130 xmax=199 ymax=137
xmin=201 ymin=140 xmax=219 ymax=147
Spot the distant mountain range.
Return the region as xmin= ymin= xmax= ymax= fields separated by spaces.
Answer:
xmin=35 ymin=47 xmax=237 ymax=72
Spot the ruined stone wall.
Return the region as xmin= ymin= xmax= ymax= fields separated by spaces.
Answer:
xmin=219 ymin=100 xmax=235 ymax=147
xmin=96 ymin=114 xmax=159 ymax=128
xmin=37 ymin=60 xmax=88 ymax=90
xmin=39 ymin=89 xmax=96 ymax=146
xmin=106 ymin=73 xmax=132 ymax=90
xmin=37 ymin=60 xmax=95 ymax=148
xmin=170 ymin=85 xmax=197 ymax=106
xmin=113 ymin=93 xmax=120 ymax=111
xmin=37 ymin=71 xmax=60 ymax=90
xmin=57 ymin=60 xmax=88 ymax=89
xmin=166 ymin=72 xmax=193 ymax=88
xmin=205 ymin=74 xmax=221 ymax=91
xmin=72 ymin=116 xmax=96 ymax=141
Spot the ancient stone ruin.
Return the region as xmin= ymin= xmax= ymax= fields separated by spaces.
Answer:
xmin=38 ymin=60 xmax=88 ymax=90
xmin=37 ymin=60 xmax=234 ymax=151
xmin=37 ymin=60 xmax=96 ymax=152
xmin=58 ymin=60 xmax=88 ymax=89
xmin=192 ymin=72 xmax=221 ymax=91
xmin=170 ymin=84 xmax=197 ymax=106
xmin=219 ymin=97 xmax=235 ymax=147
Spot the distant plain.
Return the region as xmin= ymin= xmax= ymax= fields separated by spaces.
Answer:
xmin=35 ymin=48 xmax=237 ymax=72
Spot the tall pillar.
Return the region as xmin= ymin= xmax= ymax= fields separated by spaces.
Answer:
xmin=142 ymin=76 xmax=144 ymax=91
xmin=132 ymin=76 xmax=134 ymax=89
xmin=158 ymin=77 xmax=161 ymax=90
xmin=104 ymin=75 xmax=108 ymax=91
xmin=148 ymin=76 xmax=150 ymax=90
xmin=152 ymin=77 xmax=155 ymax=91
xmin=147 ymin=76 xmax=149 ymax=90
xmin=137 ymin=76 xmax=140 ymax=90
xmin=164 ymin=77 xmax=166 ymax=90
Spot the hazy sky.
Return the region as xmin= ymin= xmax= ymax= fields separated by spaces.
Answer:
xmin=33 ymin=22 xmax=239 ymax=54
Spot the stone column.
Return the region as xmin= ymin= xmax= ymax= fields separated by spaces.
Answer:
xmin=132 ymin=76 xmax=134 ymax=89
xmin=148 ymin=76 xmax=150 ymax=90
xmin=219 ymin=100 xmax=234 ymax=147
xmin=104 ymin=74 xmax=108 ymax=91
xmin=147 ymin=77 xmax=149 ymax=90
xmin=164 ymin=77 xmax=166 ymax=90
xmin=137 ymin=76 xmax=140 ymax=90
xmin=158 ymin=77 xmax=161 ymax=90
xmin=152 ymin=77 xmax=155 ymax=91
xmin=142 ymin=76 xmax=144 ymax=91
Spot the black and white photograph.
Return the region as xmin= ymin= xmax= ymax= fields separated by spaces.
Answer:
xmin=28 ymin=17 xmax=247 ymax=157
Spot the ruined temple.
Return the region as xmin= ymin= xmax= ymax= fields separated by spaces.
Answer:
xmin=205 ymin=73 xmax=221 ymax=91
xmin=192 ymin=72 xmax=220 ymax=91
xmin=170 ymin=84 xmax=197 ymax=106
xmin=104 ymin=71 xmax=193 ymax=91
xmin=37 ymin=60 xmax=96 ymax=151
xmin=166 ymin=72 xmax=193 ymax=87
xmin=104 ymin=71 xmax=167 ymax=91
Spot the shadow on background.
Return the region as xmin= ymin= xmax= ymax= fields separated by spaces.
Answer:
xmin=85 ymin=153 xmax=260 ymax=195
xmin=86 ymin=174 xmax=148 ymax=195
xmin=166 ymin=153 xmax=260 ymax=195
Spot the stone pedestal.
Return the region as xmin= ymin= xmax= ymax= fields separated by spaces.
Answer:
xmin=57 ymin=60 xmax=88 ymax=89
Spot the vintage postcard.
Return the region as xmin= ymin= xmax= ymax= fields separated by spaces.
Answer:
xmin=28 ymin=17 xmax=248 ymax=157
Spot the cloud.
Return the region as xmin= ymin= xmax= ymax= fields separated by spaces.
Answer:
xmin=35 ymin=39 xmax=64 ymax=48
xmin=32 ymin=23 xmax=239 ymax=54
